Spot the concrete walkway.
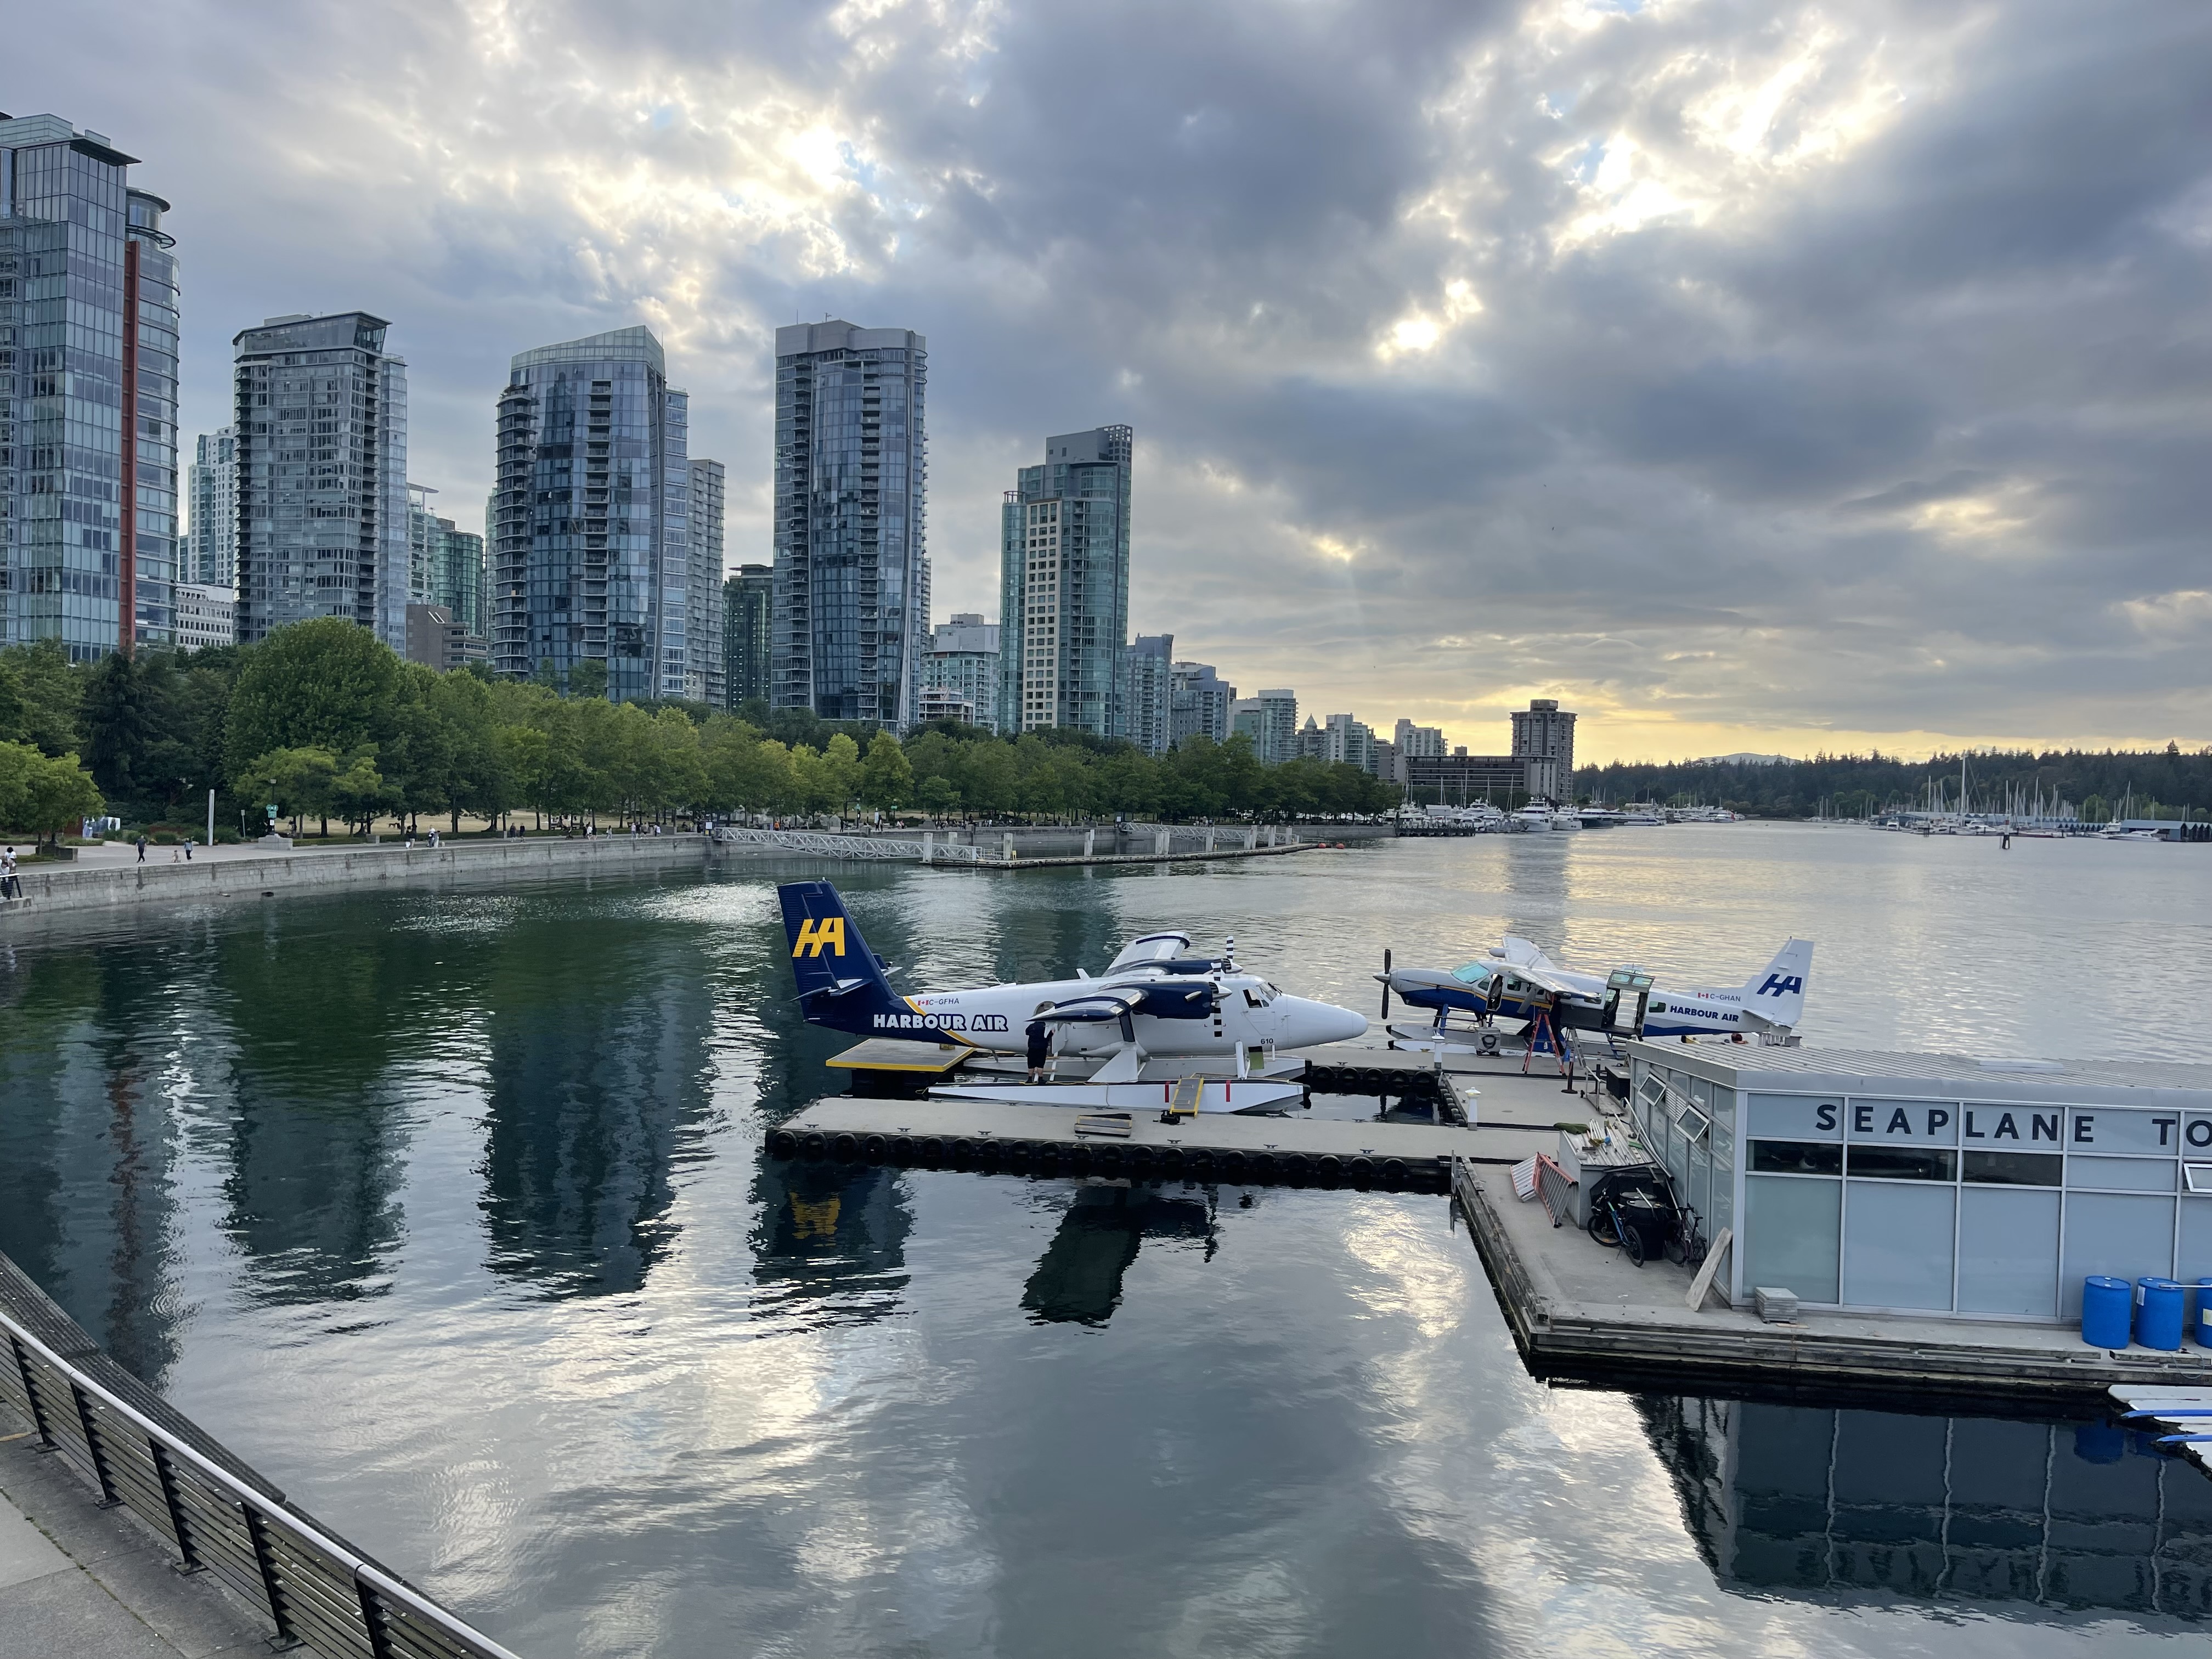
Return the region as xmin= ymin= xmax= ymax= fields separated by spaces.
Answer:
xmin=0 ymin=1431 xmax=268 ymax=1658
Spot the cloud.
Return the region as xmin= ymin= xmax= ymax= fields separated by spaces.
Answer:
xmin=12 ymin=0 xmax=2209 ymax=758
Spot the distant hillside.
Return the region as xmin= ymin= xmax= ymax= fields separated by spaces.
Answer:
xmin=1577 ymin=746 xmax=2211 ymax=820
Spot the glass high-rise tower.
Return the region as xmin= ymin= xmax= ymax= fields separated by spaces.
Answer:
xmin=998 ymin=426 xmax=1131 ymax=738
xmin=724 ymin=563 xmax=772 ymax=710
xmin=0 ymin=112 xmax=178 ymax=658
xmin=232 ymin=311 xmax=409 ymax=648
xmin=770 ymin=320 xmax=927 ymax=725
xmin=687 ymin=457 xmax=725 ymax=704
xmin=492 ymin=326 xmax=691 ymax=701
xmin=185 ymin=427 xmax=238 ymax=588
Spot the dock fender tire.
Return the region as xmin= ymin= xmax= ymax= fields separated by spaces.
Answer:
xmin=1282 ymin=1156 xmax=1310 ymax=1187
xmin=950 ymin=1140 xmax=976 ymax=1167
xmin=919 ymin=1136 xmax=946 ymax=1164
xmin=889 ymin=1135 xmax=915 ymax=1160
xmin=1219 ymin=1150 xmax=1249 ymax=1180
xmin=1188 ymin=1150 xmax=1216 ymax=1176
xmin=1348 ymin=1156 xmax=1375 ymax=1189
xmin=767 ymin=1128 xmax=799 ymax=1158
xmin=1158 ymin=1147 xmax=1187 ymax=1175
xmin=801 ymin=1132 xmax=828 ymax=1160
xmin=1065 ymin=1147 xmax=1093 ymax=1175
xmin=1381 ymin=1158 xmax=1407 ymax=1188
xmin=1315 ymin=1155 xmax=1341 ymax=1187
xmin=862 ymin=1134 xmax=888 ymax=1160
xmin=831 ymin=1132 xmax=860 ymax=1161
xmin=1093 ymin=1144 xmax=1122 ymax=1170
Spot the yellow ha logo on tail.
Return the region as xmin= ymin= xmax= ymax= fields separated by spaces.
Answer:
xmin=792 ymin=917 xmax=846 ymax=958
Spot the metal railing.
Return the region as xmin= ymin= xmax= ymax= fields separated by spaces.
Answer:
xmin=1 ymin=1295 xmax=522 ymax=1659
xmin=712 ymin=827 xmax=985 ymax=863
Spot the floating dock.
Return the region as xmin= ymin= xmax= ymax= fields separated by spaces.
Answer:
xmin=1455 ymin=1155 xmax=2212 ymax=1403
xmin=770 ymin=1042 xmax=1612 ymax=1192
xmin=2108 ymin=1387 xmax=2212 ymax=1476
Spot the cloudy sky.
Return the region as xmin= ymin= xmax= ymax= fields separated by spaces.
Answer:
xmin=15 ymin=0 xmax=2210 ymax=760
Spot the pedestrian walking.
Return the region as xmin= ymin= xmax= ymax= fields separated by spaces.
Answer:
xmin=2 ymin=845 xmax=18 ymax=900
xmin=428 ymin=828 xmax=440 ymax=848
xmin=183 ymin=837 xmax=194 ymax=861
xmin=136 ymin=834 xmax=148 ymax=863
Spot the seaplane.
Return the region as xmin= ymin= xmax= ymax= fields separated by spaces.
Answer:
xmin=780 ymin=880 xmax=1369 ymax=1112
xmin=1378 ymin=935 xmax=1814 ymax=1048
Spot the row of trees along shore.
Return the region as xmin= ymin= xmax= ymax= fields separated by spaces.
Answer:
xmin=0 ymin=618 xmax=1400 ymax=842
xmin=1578 ymin=749 xmax=2212 ymax=822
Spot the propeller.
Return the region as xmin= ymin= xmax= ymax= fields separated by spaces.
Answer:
xmin=1380 ymin=949 xmax=1392 ymax=1020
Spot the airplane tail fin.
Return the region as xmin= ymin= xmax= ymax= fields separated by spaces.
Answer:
xmin=777 ymin=880 xmax=904 ymax=1035
xmin=1742 ymin=939 xmax=1814 ymax=1029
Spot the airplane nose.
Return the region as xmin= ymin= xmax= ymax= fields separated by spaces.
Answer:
xmin=1291 ymin=998 xmax=1368 ymax=1044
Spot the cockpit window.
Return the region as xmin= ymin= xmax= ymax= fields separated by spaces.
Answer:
xmin=1451 ymin=963 xmax=1488 ymax=985
xmin=1243 ymin=987 xmax=1276 ymax=1008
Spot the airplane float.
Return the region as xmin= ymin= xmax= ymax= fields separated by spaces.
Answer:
xmin=1379 ymin=935 xmax=1813 ymax=1048
xmin=780 ymin=879 xmax=1369 ymax=1112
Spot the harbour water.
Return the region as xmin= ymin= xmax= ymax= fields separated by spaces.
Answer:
xmin=3 ymin=826 xmax=2209 ymax=1655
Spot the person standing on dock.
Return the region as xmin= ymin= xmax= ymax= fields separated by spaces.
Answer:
xmin=1026 ymin=1019 xmax=1052 ymax=1083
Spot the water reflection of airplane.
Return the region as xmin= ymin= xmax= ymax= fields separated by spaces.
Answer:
xmin=752 ymin=1157 xmax=912 ymax=1318
xmin=1020 ymin=1183 xmax=1218 ymax=1327
xmin=1641 ymin=1394 xmax=2212 ymax=1617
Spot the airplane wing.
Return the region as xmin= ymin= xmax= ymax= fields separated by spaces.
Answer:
xmin=1498 ymin=935 xmax=1557 ymax=972
xmin=1037 ymin=989 xmax=1147 ymax=1024
xmin=1508 ymin=962 xmax=1596 ymax=1001
xmin=1038 ymin=982 xmax=1218 ymax=1024
xmin=1106 ymin=932 xmax=1195 ymax=972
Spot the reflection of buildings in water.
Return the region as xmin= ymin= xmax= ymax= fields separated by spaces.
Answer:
xmin=1022 ymin=1182 xmax=1216 ymax=1327
xmin=750 ymin=1159 xmax=912 ymax=1320
xmin=0 ymin=1002 xmax=188 ymax=1385
xmin=209 ymin=920 xmax=427 ymax=1310
xmin=1642 ymin=1395 xmax=2212 ymax=1618
xmin=481 ymin=963 xmax=716 ymax=1299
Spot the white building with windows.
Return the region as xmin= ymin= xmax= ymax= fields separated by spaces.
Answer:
xmin=1626 ymin=1043 xmax=2212 ymax=1323
xmin=919 ymin=613 xmax=1000 ymax=732
xmin=171 ymin=582 xmax=234 ymax=651
xmin=185 ymin=428 xmax=239 ymax=589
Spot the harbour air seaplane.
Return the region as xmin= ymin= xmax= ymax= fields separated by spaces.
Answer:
xmin=1379 ymin=935 xmax=1814 ymax=1048
xmin=780 ymin=879 xmax=1368 ymax=1111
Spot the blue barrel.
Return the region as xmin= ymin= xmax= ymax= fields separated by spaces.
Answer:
xmin=2081 ymin=1276 xmax=2133 ymax=1348
xmin=2137 ymin=1278 xmax=2185 ymax=1352
xmin=2196 ymin=1278 xmax=2212 ymax=1347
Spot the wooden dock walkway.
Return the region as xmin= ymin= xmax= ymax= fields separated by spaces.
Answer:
xmin=770 ymin=1042 xmax=1618 ymax=1191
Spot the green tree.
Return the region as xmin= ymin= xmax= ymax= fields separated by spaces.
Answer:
xmin=238 ymin=746 xmax=341 ymax=836
xmin=567 ymin=658 xmax=609 ymax=699
xmin=815 ymin=732 xmax=863 ymax=816
xmin=917 ymin=774 xmax=960 ymax=818
xmin=329 ymin=750 xmax=392 ymax=836
xmin=225 ymin=619 xmax=399 ymax=778
xmin=21 ymin=751 xmax=103 ymax=846
xmin=860 ymin=730 xmax=913 ymax=812
xmin=0 ymin=640 xmax=84 ymax=756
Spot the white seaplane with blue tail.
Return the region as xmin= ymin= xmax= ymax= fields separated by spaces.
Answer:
xmin=1380 ymin=935 xmax=1814 ymax=1046
xmin=781 ymin=880 xmax=1369 ymax=1111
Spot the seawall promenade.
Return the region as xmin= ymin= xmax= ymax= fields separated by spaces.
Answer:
xmin=0 ymin=833 xmax=710 ymax=923
xmin=0 ymin=819 xmax=1397 ymax=927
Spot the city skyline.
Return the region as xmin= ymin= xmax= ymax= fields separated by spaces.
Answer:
xmin=8 ymin=0 xmax=2207 ymax=762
